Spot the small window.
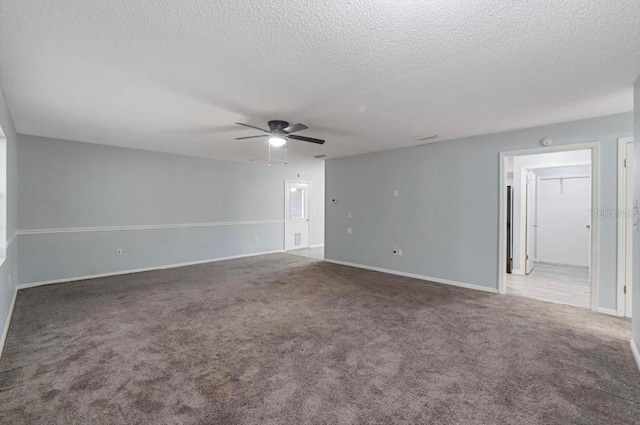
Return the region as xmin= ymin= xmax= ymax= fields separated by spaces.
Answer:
xmin=290 ymin=187 xmax=305 ymax=219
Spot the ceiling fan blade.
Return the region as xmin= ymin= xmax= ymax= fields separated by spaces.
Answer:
xmin=235 ymin=135 xmax=268 ymax=140
xmin=236 ymin=122 xmax=270 ymax=133
xmin=288 ymin=134 xmax=325 ymax=145
xmin=283 ymin=123 xmax=308 ymax=134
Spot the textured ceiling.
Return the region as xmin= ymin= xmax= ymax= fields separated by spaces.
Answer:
xmin=0 ymin=1 xmax=639 ymax=164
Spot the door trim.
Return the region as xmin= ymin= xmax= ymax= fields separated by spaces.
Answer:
xmin=617 ymin=136 xmax=634 ymax=317
xmin=498 ymin=142 xmax=601 ymax=312
xmin=284 ymin=180 xmax=311 ymax=251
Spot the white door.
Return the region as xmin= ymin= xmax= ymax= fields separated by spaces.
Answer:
xmin=525 ymin=171 xmax=537 ymax=274
xmin=537 ymin=176 xmax=591 ymax=267
xmin=284 ymin=181 xmax=310 ymax=251
xmin=623 ymin=141 xmax=634 ymax=317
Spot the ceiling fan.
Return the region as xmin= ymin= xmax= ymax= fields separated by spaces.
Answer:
xmin=235 ymin=120 xmax=325 ymax=146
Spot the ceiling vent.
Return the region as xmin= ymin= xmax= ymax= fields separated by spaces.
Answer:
xmin=416 ymin=134 xmax=438 ymax=142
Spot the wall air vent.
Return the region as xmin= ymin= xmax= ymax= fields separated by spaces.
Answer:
xmin=416 ymin=134 xmax=438 ymax=142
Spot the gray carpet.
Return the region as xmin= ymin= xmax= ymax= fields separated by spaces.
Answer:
xmin=0 ymin=253 xmax=638 ymax=424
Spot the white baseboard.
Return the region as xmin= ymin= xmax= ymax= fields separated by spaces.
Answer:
xmin=510 ymin=269 xmax=524 ymax=276
xmin=324 ymin=259 xmax=498 ymax=294
xmin=537 ymin=261 xmax=589 ymax=270
xmin=310 ymin=244 xmax=325 ymax=249
xmin=631 ymin=340 xmax=640 ymax=371
xmin=597 ymin=307 xmax=619 ymax=317
xmin=0 ymin=286 xmax=17 ymax=360
xmin=17 ymin=249 xmax=285 ymax=290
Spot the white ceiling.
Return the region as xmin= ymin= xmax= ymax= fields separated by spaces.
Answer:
xmin=0 ymin=1 xmax=639 ymax=164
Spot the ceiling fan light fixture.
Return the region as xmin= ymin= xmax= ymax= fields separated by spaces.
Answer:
xmin=269 ymin=136 xmax=286 ymax=147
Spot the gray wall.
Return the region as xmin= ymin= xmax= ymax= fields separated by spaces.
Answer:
xmin=326 ymin=113 xmax=632 ymax=311
xmin=17 ymin=135 xmax=324 ymax=285
xmin=633 ymin=77 xmax=640 ymax=347
xmin=0 ymin=80 xmax=18 ymax=355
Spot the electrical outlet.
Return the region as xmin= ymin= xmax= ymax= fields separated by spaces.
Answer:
xmin=393 ymin=189 xmax=399 ymax=198
xmin=348 ymin=212 xmax=352 ymax=218
xmin=116 ymin=248 xmax=123 ymax=256
xmin=347 ymin=227 xmax=352 ymax=234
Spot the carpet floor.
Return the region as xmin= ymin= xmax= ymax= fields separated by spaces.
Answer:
xmin=0 ymin=254 xmax=638 ymax=424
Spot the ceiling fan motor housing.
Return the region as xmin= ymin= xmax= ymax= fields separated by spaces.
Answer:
xmin=268 ymin=120 xmax=289 ymax=132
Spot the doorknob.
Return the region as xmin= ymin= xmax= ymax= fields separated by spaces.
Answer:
xmin=586 ymin=225 xmax=591 ymax=229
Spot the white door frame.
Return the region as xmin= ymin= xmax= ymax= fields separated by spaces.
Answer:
xmin=284 ymin=179 xmax=311 ymax=251
xmin=617 ymin=137 xmax=634 ymax=317
xmin=498 ymin=142 xmax=601 ymax=312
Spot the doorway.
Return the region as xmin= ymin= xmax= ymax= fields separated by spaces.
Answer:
xmin=499 ymin=143 xmax=599 ymax=311
xmin=284 ymin=180 xmax=310 ymax=251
